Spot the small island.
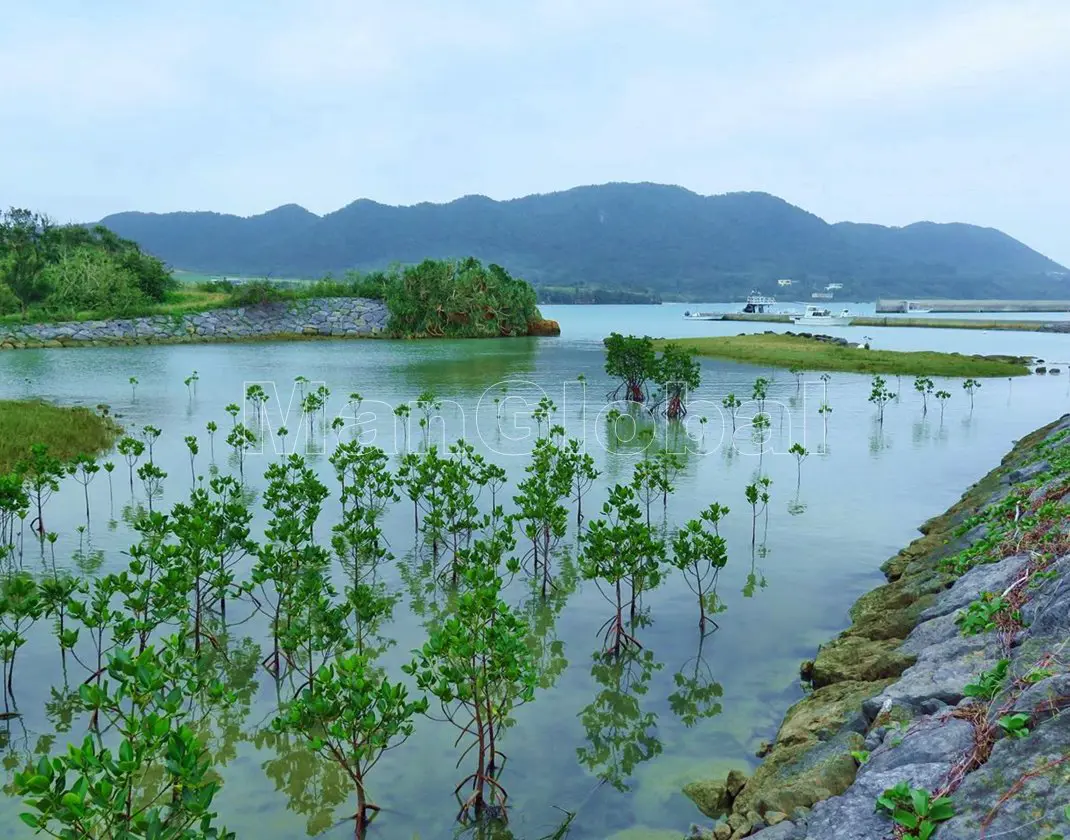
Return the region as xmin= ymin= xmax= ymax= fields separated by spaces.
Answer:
xmin=654 ymin=332 xmax=1031 ymax=377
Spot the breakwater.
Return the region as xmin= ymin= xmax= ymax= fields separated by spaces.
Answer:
xmin=685 ymin=414 xmax=1070 ymax=839
xmin=0 ymin=298 xmax=389 ymax=350
xmin=720 ymin=313 xmax=1070 ymax=332
xmin=878 ymin=298 xmax=1070 ymax=314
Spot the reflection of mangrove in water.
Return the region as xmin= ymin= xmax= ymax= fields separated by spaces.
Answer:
xmin=395 ymin=339 xmax=540 ymax=395
xmin=576 ymin=649 xmax=663 ymax=792
xmin=521 ymin=552 xmax=577 ymax=691
xmin=668 ymin=636 xmax=724 ymax=729
xmin=255 ymin=727 xmax=351 ymax=836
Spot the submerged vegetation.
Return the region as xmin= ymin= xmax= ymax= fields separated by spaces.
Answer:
xmin=654 ymin=333 xmax=1031 ymax=377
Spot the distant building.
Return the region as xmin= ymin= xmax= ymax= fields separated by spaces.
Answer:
xmin=825 ymin=282 xmax=843 ymax=291
xmin=777 ymin=278 xmax=793 ymax=287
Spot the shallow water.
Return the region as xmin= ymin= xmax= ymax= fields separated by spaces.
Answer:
xmin=0 ymin=306 xmax=1066 ymax=839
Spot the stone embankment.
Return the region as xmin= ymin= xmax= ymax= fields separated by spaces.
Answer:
xmin=0 ymin=298 xmax=389 ymax=350
xmin=686 ymin=415 xmax=1070 ymax=840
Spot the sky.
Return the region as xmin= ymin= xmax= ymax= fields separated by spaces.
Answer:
xmin=2 ymin=0 xmax=1069 ymax=264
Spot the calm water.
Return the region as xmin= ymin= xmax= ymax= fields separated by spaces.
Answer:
xmin=0 ymin=305 xmax=1067 ymax=840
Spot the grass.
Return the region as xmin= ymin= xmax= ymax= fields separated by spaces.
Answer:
xmin=0 ymin=288 xmax=232 ymax=327
xmin=0 ymin=400 xmax=121 ymax=472
xmin=654 ymin=333 xmax=1031 ymax=377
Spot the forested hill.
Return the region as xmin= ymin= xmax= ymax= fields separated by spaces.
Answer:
xmin=99 ymin=183 xmax=1068 ymax=300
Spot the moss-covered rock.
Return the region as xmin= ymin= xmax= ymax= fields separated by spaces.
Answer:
xmin=775 ymin=680 xmax=892 ymax=747
xmin=810 ymin=636 xmax=915 ymax=687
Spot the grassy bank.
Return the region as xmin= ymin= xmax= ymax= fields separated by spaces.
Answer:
xmin=656 ymin=333 xmax=1031 ymax=377
xmin=0 ymin=287 xmax=232 ymax=326
xmin=0 ymin=400 xmax=121 ymax=472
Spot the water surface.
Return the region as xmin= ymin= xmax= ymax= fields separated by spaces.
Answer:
xmin=0 ymin=306 xmax=1065 ymax=839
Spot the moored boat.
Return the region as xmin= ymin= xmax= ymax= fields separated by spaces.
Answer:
xmin=792 ymin=305 xmax=853 ymax=326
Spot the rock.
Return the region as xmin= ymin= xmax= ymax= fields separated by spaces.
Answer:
xmin=916 ymin=552 xmax=1031 ymax=621
xmin=684 ymin=780 xmax=731 ymax=819
xmin=863 ymin=633 xmax=1003 ymax=718
xmin=725 ymin=769 xmax=748 ymax=798
xmin=756 ymin=740 xmax=774 ymax=758
xmin=733 ymin=730 xmax=864 ymax=817
xmin=1007 ymin=459 xmax=1050 ymax=484
xmin=864 ymin=715 xmax=975 ymax=775
xmin=1051 ymin=367 xmax=1061 ymax=374
xmin=747 ymin=823 xmax=801 ymax=840
xmin=776 ymin=680 xmax=890 ymax=748
xmin=763 ymin=811 xmax=788 ymax=826
xmin=712 ymin=825 xmax=731 ymax=840
xmin=811 ymin=636 xmax=915 ymax=687
xmin=937 ymin=712 xmax=1070 ymax=839
xmin=798 ymin=660 xmax=813 ymax=681
xmin=804 ymin=763 xmax=952 ymax=840
xmin=527 ymin=318 xmax=561 ymax=336
xmin=1017 ymin=554 xmax=1070 ymax=647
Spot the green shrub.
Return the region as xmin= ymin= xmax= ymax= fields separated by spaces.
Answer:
xmin=227 ymin=279 xmax=289 ymax=307
xmin=385 ymin=258 xmax=539 ymax=338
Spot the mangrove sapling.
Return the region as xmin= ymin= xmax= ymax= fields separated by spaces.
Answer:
xmin=102 ymin=460 xmax=115 ymax=507
xmin=279 ymin=562 xmax=352 ymax=695
xmin=184 ymin=434 xmax=199 ymax=483
xmin=789 ymin=442 xmax=808 ymax=489
xmin=393 ymin=402 xmax=411 ymax=449
xmin=206 ymin=420 xmax=218 ymax=460
xmin=0 ymin=474 xmax=29 ymax=559
xmin=245 ymin=383 xmax=268 ymax=427
xmin=669 ymin=503 xmax=729 ymax=632
xmin=226 ymin=422 xmax=257 ymax=482
xmin=963 ymin=378 xmax=981 ymax=411
xmin=253 ymin=455 xmax=331 ymax=676
xmin=68 ymin=454 xmax=100 ymax=522
xmin=752 ymin=376 xmax=769 ymax=415
xmin=16 ymin=443 xmax=64 ymax=537
xmin=117 ymin=435 xmax=145 ymax=491
xmin=136 ymin=461 xmax=167 ymax=513
xmin=651 ymin=343 xmax=700 ymax=419
xmin=745 ymin=477 xmax=771 ymax=547
xmin=567 ymin=439 xmax=599 ymax=526
xmin=513 ymin=435 xmax=575 ymax=596
xmin=576 ymin=648 xmax=663 ymax=791
xmin=416 ymin=389 xmax=442 ymax=448
xmin=39 ymin=572 xmax=80 ymax=665
xmin=580 ymin=483 xmax=664 ymax=656
xmin=183 ymin=371 xmax=198 ymax=401
xmin=0 ymin=573 xmax=41 ymax=697
xmin=722 ymin=393 xmax=742 ymax=434
xmin=869 ymin=375 xmax=894 ymax=425
xmin=141 ymin=424 xmax=161 ymax=463
xmin=406 ymin=556 xmax=538 ymax=825
xmin=225 ymin=403 xmax=241 ymax=429
xmin=128 ymin=375 xmax=138 ymax=401
xmin=914 ymin=376 xmax=935 ymax=414
xmin=274 ymin=653 xmax=427 ymax=838
xmin=14 ymin=636 xmax=237 ymax=840
xmin=604 ymin=332 xmax=657 ymax=403
xmin=935 ymin=389 xmax=952 ymax=422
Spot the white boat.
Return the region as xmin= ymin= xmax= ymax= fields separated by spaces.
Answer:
xmin=905 ymin=301 xmax=932 ymax=314
xmin=742 ymin=291 xmax=776 ymax=313
xmin=683 ymin=310 xmax=724 ymax=321
xmin=792 ymin=305 xmax=853 ymax=327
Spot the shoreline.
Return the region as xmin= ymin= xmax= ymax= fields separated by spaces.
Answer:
xmin=684 ymin=413 xmax=1070 ymax=839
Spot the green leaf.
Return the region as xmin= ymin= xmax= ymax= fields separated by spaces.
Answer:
xmin=18 ymin=813 xmax=40 ymax=829
xmin=892 ymin=808 xmax=918 ymax=830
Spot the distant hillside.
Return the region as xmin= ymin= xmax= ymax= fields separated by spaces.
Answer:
xmin=99 ymin=183 xmax=1068 ymax=300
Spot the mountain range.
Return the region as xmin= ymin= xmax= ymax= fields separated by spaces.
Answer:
xmin=99 ymin=183 xmax=1068 ymax=300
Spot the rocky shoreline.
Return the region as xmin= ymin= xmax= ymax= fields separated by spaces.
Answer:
xmin=0 ymin=298 xmax=390 ymax=350
xmin=685 ymin=414 xmax=1070 ymax=839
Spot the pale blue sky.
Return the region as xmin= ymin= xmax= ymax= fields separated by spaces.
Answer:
xmin=2 ymin=0 xmax=1068 ymax=263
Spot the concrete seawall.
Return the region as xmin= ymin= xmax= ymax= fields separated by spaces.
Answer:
xmin=0 ymin=297 xmax=389 ymax=350
xmin=877 ymin=299 xmax=1070 ymax=313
